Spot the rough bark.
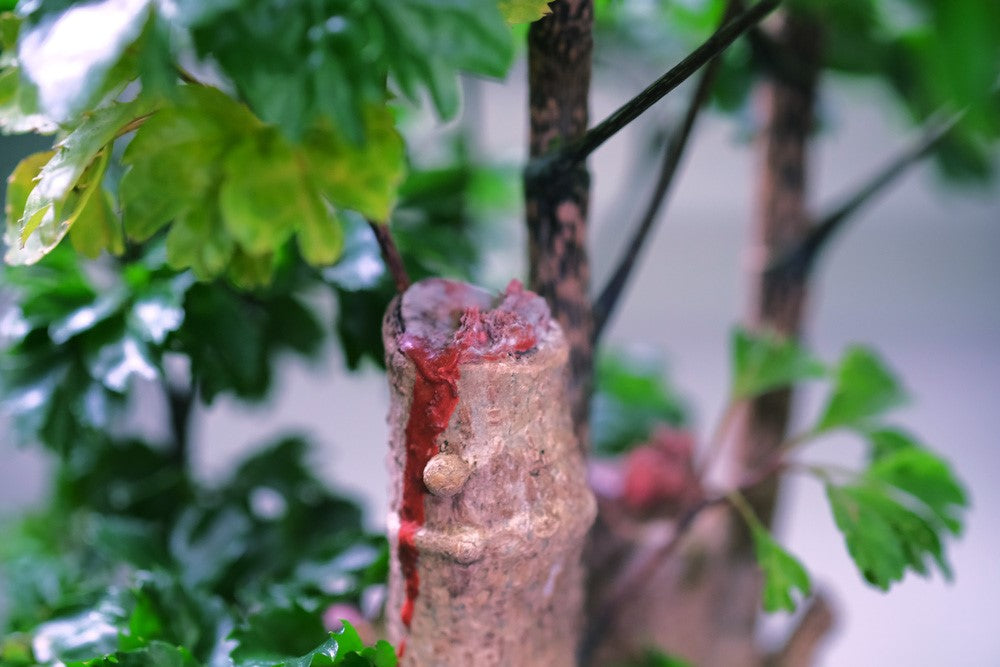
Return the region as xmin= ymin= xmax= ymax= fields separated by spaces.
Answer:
xmin=525 ymin=0 xmax=594 ymax=450
xmin=383 ymin=278 xmax=596 ymax=666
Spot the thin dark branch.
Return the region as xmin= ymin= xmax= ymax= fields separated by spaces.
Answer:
xmin=167 ymin=382 xmax=194 ymax=469
xmin=766 ymin=112 xmax=960 ymax=282
xmin=591 ymin=0 xmax=739 ymax=341
xmin=368 ymin=219 xmax=411 ymax=294
xmin=534 ymin=0 xmax=780 ymax=178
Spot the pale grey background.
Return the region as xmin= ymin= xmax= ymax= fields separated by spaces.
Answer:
xmin=1 ymin=62 xmax=998 ymax=665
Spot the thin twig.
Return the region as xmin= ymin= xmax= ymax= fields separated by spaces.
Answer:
xmin=534 ymin=0 xmax=780 ymax=180
xmin=166 ymin=378 xmax=195 ymax=470
xmin=765 ymin=111 xmax=961 ymax=281
xmin=767 ymin=593 xmax=835 ymax=667
xmin=368 ymin=219 xmax=411 ymax=294
xmin=592 ymin=0 xmax=739 ymax=341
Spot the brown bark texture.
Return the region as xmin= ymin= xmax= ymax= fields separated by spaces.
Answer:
xmin=525 ymin=0 xmax=594 ymax=450
xmin=383 ymin=279 xmax=596 ymax=666
xmin=738 ymin=12 xmax=822 ymax=527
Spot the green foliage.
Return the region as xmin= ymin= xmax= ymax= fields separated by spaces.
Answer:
xmin=591 ymin=348 xmax=688 ymax=456
xmin=815 ymin=346 xmax=907 ymax=433
xmin=730 ymin=327 xmax=827 ymax=399
xmin=327 ymin=140 xmax=517 ymax=370
xmin=231 ymin=608 xmax=395 ymax=667
xmin=1 ymin=435 xmax=390 ymax=664
xmin=0 ymin=243 xmax=325 ymax=454
xmin=750 ymin=525 xmax=811 ymax=613
xmin=498 ymin=0 xmax=552 ymax=25
xmin=729 ymin=492 xmax=811 ymax=613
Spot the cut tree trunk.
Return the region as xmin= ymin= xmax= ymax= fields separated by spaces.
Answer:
xmin=383 ymin=278 xmax=596 ymax=666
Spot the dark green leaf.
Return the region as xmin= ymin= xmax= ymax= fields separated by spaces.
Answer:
xmin=731 ymin=327 xmax=826 ymax=399
xmin=816 ymin=347 xmax=907 ymax=432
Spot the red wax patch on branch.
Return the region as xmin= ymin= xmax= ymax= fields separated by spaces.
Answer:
xmin=395 ymin=279 xmax=552 ymax=640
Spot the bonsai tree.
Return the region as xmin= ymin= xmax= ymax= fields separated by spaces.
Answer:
xmin=0 ymin=0 xmax=995 ymax=664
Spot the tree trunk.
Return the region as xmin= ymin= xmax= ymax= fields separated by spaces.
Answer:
xmin=583 ymin=11 xmax=828 ymax=666
xmin=525 ymin=0 xmax=594 ymax=450
xmin=383 ymin=278 xmax=596 ymax=666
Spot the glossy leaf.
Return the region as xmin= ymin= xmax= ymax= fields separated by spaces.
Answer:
xmin=16 ymin=0 xmax=150 ymax=122
xmin=7 ymin=98 xmax=156 ymax=265
xmin=815 ymin=346 xmax=907 ymax=433
xmin=730 ymin=328 xmax=826 ymax=399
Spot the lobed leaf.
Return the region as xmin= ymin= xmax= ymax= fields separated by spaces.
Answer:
xmin=6 ymin=98 xmax=157 ymax=265
xmin=749 ymin=524 xmax=811 ymax=613
xmin=730 ymin=327 xmax=827 ymax=399
xmin=815 ymin=346 xmax=907 ymax=433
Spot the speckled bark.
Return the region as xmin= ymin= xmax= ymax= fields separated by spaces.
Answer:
xmin=583 ymin=12 xmax=828 ymax=667
xmin=383 ymin=280 xmax=596 ymax=666
xmin=739 ymin=10 xmax=822 ymax=536
xmin=525 ymin=0 xmax=594 ymax=450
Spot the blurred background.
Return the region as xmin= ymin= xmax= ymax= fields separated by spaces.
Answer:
xmin=2 ymin=11 xmax=999 ymax=667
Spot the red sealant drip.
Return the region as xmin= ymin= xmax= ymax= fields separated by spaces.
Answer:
xmin=394 ymin=279 xmax=546 ymax=654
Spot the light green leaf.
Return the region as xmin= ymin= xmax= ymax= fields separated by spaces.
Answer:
xmin=730 ymin=327 xmax=826 ymax=399
xmin=121 ymin=85 xmax=258 ymax=241
xmin=750 ymin=524 xmax=811 ymax=613
xmin=165 ymin=205 xmax=234 ymax=281
xmin=498 ymin=0 xmax=552 ymax=25
xmin=219 ymin=131 xmax=308 ymax=254
xmin=69 ymin=187 xmax=123 ymax=259
xmin=4 ymin=150 xmax=53 ymax=236
xmin=7 ymin=98 xmax=157 ymax=265
xmin=297 ymin=206 xmax=345 ymax=268
xmin=816 ymin=346 xmax=907 ymax=432
xmin=303 ymin=107 xmax=405 ymax=223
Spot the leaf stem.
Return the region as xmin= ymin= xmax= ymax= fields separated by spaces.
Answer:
xmin=368 ymin=219 xmax=411 ymax=294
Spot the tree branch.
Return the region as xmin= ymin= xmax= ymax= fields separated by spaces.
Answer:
xmin=166 ymin=380 xmax=194 ymax=470
xmin=368 ymin=220 xmax=411 ymax=294
xmin=765 ymin=112 xmax=960 ymax=282
xmin=591 ymin=0 xmax=739 ymax=341
xmin=531 ymin=0 xmax=780 ymax=178
xmin=766 ymin=594 xmax=835 ymax=667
